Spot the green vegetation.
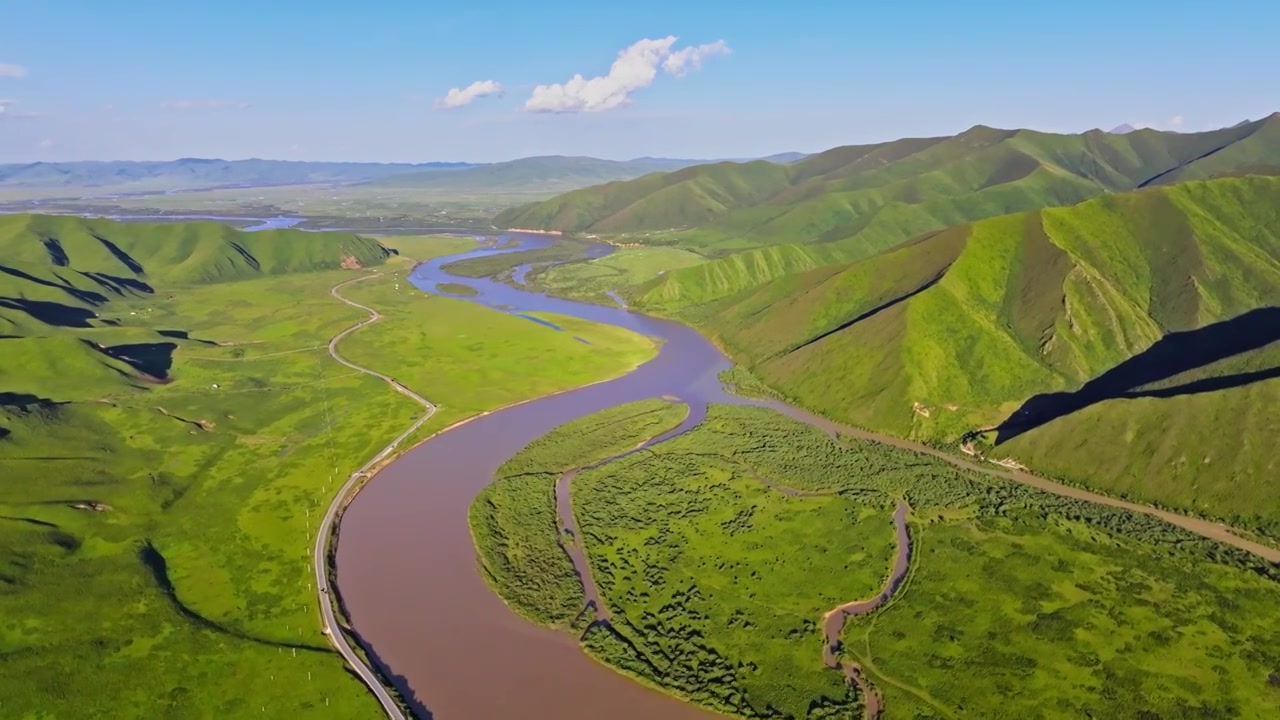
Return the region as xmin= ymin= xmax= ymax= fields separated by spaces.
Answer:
xmin=434 ymin=281 xmax=479 ymax=296
xmin=692 ymin=176 xmax=1280 ymax=532
xmin=470 ymin=399 xmax=689 ymax=626
xmin=501 ymin=116 xmax=1280 ymax=308
xmin=533 ymin=246 xmax=710 ymax=303
xmin=0 ymin=216 xmax=661 ymax=717
xmin=477 ymin=403 xmax=1280 ymax=719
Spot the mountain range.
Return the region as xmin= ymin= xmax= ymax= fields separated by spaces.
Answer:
xmin=0 ymin=153 xmax=809 ymax=198
xmin=500 ymin=113 xmax=1280 ymax=308
xmin=499 ymin=115 xmax=1280 ymax=534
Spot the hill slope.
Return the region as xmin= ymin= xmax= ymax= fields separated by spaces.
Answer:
xmin=0 ymin=214 xmax=392 ymax=338
xmin=502 ymin=115 xmax=1280 ymax=308
xmin=700 ymin=175 xmax=1280 ymax=531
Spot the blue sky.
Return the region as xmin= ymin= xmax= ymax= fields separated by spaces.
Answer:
xmin=2 ymin=0 xmax=1277 ymax=163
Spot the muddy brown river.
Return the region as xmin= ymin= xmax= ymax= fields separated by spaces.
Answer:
xmin=336 ymin=235 xmax=740 ymax=719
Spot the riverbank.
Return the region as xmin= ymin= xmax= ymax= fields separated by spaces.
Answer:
xmin=333 ymin=233 xmax=1280 ymax=720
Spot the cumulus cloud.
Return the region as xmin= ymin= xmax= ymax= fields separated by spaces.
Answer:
xmin=662 ymin=39 xmax=731 ymax=77
xmin=524 ymin=36 xmax=730 ymax=113
xmin=161 ymin=99 xmax=251 ymax=110
xmin=0 ymin=63 xmax=27 ymax=78
xmin=1169 ymin=114 xmax=1184 ymax=130
xmin=436 ymin=80 xmax=504 ymax=109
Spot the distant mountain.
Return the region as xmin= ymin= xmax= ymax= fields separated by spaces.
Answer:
xmin=0 ymin=154 xmax=804 ymax=198
xmin=498 ymin=113 xmax=1280 ymax=308
xmin=0 ymin=158 xmax=473 ymax=193
xmin=756 ymin=151 xmax=810 ymax=164
xmin=369 ymin=155 xmax=719 ymax=194
xmin=1108 ymin=123 xmax=1137 ymax=134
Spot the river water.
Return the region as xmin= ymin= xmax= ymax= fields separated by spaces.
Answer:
xmin=335 ymin=235 xmax=743 ymax=719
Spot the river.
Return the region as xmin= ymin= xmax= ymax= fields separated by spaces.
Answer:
xmin=335 ymin=234 xmax=744 ymax=719
xmin=331 ymin=231 xmax=1278 ymax=719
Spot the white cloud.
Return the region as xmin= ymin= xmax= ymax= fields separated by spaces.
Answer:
xmin=0 ymin=63 xmax=27 ymax=78
xmin=161 ymin=99 xmax=251 ymax=110
xmin=524 ymin=36 xmax=730 ymax=113
xmin=1169 ymin=114 xmax=1184 ymax=130
xmin=36 ymin=139 xmax=58 ymax=150
xmin=662 ymin=40 xmax=731 ymax=77
xmin=436 ymin=80 xmax=504 ymax=109
xmin=0 ymin=99 xmax=39 ymax=119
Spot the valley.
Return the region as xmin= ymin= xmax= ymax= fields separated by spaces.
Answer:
xmin=4 ymin=119 xmax=1277 ymax=720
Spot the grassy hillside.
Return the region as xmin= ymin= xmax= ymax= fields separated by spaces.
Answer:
xmin=504 ymin=115 xmax=1280 ymax=308
xmin=700 ymin=176 xmax=1280 ymax=532
xmin=0 ymin=221 xmax=662 ymax=717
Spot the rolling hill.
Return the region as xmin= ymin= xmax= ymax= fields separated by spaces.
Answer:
xmin=0 ymin=213 xmax=392 ymax=341
xmin=696 ymin=175 xmax=1280 ymax=531
xmin=501 ymin=114 xmax=1280 ymax=309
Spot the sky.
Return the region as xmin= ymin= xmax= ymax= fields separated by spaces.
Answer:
xmin=2 ymin=0 xmax=1278 ymax=163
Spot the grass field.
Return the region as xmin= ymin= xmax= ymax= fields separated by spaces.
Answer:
xmin=531 ymin=246 xmax=710 ymax=303
xmin=472 ymin=403 xmax=1280 ymax=719
xmin=0 ymin=223 xmax=661 ymax=717
xmin=469 ymin=399 xmax=689 ymax=626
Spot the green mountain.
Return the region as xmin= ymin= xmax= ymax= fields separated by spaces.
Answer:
xmin=501 ymin=115 xmax=1280 ymax=309
xmin=0 ymin=213 xmax=392 ymax=340
xmin=698 ymin=175 xmax=1280 ymax=531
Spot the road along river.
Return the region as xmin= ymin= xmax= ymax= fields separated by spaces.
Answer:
xmin=334 ymin=234 xmax=1279 ymax=720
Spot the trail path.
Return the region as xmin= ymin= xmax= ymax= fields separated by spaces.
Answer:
xmin=311 ymin=273 xmax=438 ymax=720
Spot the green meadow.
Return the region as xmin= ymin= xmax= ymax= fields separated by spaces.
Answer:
xmin=469 ymin=399 xmax=689 ymax=627
xmin=0 ymin=221 xmax=659 ymax=717
xmin=475 ymin=403 xmax=1280 ymax=719
xmin=519 ymin=175 xmax=1280 ymax=536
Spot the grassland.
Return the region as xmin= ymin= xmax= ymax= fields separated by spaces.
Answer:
xmin=532 ymin=246 xmax=710 ymax=303
xmin=469 ymin=399 xmax=689 ymax=626
xmin=681 ymin=176 xmax=1280 ymax=534
xmin=0 ymin=219 xmax=661 ymax=717
xmin=501 ymin=115 xmax=1280 ymax=308
xmin=473 ymin=402 xmax=1280 ymax=719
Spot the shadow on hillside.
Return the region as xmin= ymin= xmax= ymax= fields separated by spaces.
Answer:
xmin=77 ymin=270 xmax=154 ymax=296
xmin=157 ymin=329 xmax=218 ymax=345
xmin=0 ymin=265 xmax=109 ymax=305
xmin=0 ymin=297 xmax=99 ymax=328
xmin=42 ymin=237 xmax=70 ymax=267
xmin=995 ymin=306 xmax=1280 ymax=444
xmin=91 ymin=341 xmax=178 ymax=379
xmin=93 ymin=234 xmax=146 ymax=274
xmin=137 ymin=541 xmax=330 ymax=653
xmin=0 ymin=392 xmax=67 ymax=409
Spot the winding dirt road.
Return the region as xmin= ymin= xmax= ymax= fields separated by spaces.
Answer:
xmin=311 ymin=273 xmax=438 ymax=720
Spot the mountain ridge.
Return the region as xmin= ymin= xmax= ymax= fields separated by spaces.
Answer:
xmin=501 ymin=114 xmax=1280 ymax=309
